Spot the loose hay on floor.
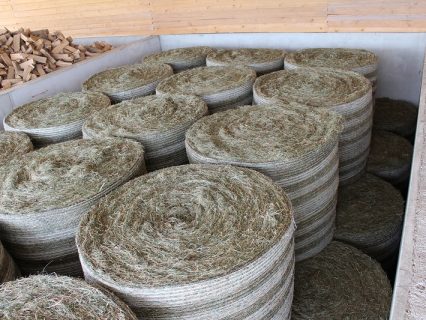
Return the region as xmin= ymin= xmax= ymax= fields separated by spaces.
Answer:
xmin=253 ymin=68 xmax=373 ymax=185
xmin=156 ymin=66 xmax=256 ymax=113
xmin=0 ymin=132 xmax=33 ymax=166
xmin=0 ymin=275 xmax=138 ymax=319
xmin=292 ymin=241 xmax=392 ymax=319
xmin=83 ymin=94 xmax=208 ymax=171
xmin=335 ymin=173 xmax=403 ymax=261
xmin=185 ymin=103 xmax=342 ymax=261
xmin=143 ymin=46 xmax=213 ymax=72
xmin=367 ymin=130 xmax=413 ymax=185
xmin=77 ymin=164 xmax=295 ymax=319
xmin=83 ymin=63 xmax=173 ymax=102
xmin=0 ymin=138 xmax=145 ymax=276
xmin=206 ymin=48 xmax=286 ymax=75
xmin=3 ymin=92 xmax=111 ymax=146
xmin=0 ymin=241 xmax=19 ymax=283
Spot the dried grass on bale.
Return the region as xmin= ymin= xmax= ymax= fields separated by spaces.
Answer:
xmin=0 ymin=241 xmax=19 ymax=283
xmin=185 ymin=104 xmax=342 ymax=261
xmin=0 ymin=138 xmax=145 ymax=276
xmin=0 ymin=275 xmax=138 ymax=319
xmin=83 ymin=94 xmax=208 ymax=172
xmin=367 ymin=130 xmax=413 ymax=185
xmin=253 ymin=68 xmax=373 ymax=185
xmin=335 ymin=173 xmax=403 ymax=261
xmin=156 ymin=66 xmax=256 ymax=113
xmin=373 ymin=97 xmax=418 ymax=138
xmin=77 ymin=164 xmax=295 ymax=319
xmin=3 ymin=92 xmax=110 ymax=146
xmin=292 ymin=241 xmax=392 ymax=320
xmin=143 ymin=46 xmax=213 ymax=72
xmin=83 ymin=63 xmax=173 ymax=102
xmin=0 ymin=132 xmax=33 ymax=166
xmin=206 ymin=48 xmax=286 ymax=75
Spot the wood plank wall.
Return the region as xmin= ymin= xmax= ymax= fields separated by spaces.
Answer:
xmin=1 ymin=0 xmax=426 ymax=37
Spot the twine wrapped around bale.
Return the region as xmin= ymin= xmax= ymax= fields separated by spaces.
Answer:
xmin=292 ymin=241 xmax=392 ymax=319
xmin=367 ymin=130 xmax=413 ymax=185
xmin=3 ymin=92 xmax=110 ymax=147
xmin=0 ymin=132 xmax=33 ymax=166
xmin=156 ymin=66 xmax=256 ymax=114
xmin=0 ymin=241 xmax=19 ymax=283
xmin=253 ymin=68 xmax=373 ymax=185
xmin=206 ymin=48 xmax=286 ymax=75
xmin=83 ymin=63 xmax=173 ymax=102
xmin=0 ymin=138 xmax=145 ymax=276
xmin=185 ymin=104 xmax=342 ymax=261
xmin=143 ymin=47 xmax=213 ymax=72
xmin=285 ymin=48 xmax=378 ymax=93
xmin=0 ymin=275 xmax=138 ymax=319
xmin=83 ymin=94 xmax=208 ymax=172
xmin=77 ymin=164 xmax=295 ymax=319
xmin=373 ymin=97 xmax=418 ymax=138
xmin=335 ymin=173 xmax=403 ymax=261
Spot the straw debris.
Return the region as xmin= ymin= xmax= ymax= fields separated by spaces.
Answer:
xmin=0 ymin=132 xmax=33 ymax=166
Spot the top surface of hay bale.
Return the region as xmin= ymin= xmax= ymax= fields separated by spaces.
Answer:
xmin=77 ymin=164 xmax=293 ymax=287
xmin=0 ymin=138 xmax=144 ymax=215
xmin=0 ymin=132 xmax=33 ymax=166
xmin=4 ymin=92 xmax=111 ymax=129
xmin=156 ymin=66 xmax=256 ymax=97
xmin=254 ymin=68 xmax=371 ymax=107
xmin=207 ymin=48 xmax=285 ymax=65
xmin=185 ymin=103 xmax=342 ymax=163
xmin=83 ymin=94 xmax=208 ymax=138
xmin=144 ymin=46 xmax=213 ymax=64
xmin=285 ymin=48 xmax=378 ymax=71
xmin=82 ymin=63 xmax=173 ymax=95
xmin=0 ymin=275 xmax=137 ymax=319
xmin=292 ymin=241 xmax=392 ymax=319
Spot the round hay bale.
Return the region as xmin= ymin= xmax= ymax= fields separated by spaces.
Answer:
xmin=143 ymin=46 xmax=213 ymax=72
xmin=82 ymin=94 xmax=208 ymax=172
xmin=367 ymin=130 xmax=413 ymax=185
xmin=0 ymin=132 xmax=33 ymax=166
xmin=156 ymin=66 xmax=256 ymax=114
xmin=373 ymin=97 xmax=418 ymax=138
xmin=206 ymin=48 xmax=285 ymax=75
xmin=0 ymin=275 xmax=138 ymax=319
xmin=77 ymin=164 xmax=295 ymax=319
xmin=285 ymin=48 xmax=378 ymax=92
xmin=253 ymin=68 xmax=373 ymax=185
xmin=335 ymin=173 xmax=403 ymax=261
xmin=0 ymin=138 xmax=146 ymax=276
xmin=3 ymin=92 xmax=110 ymax=147
xmin=0 ymin=241 xmax=19 ymax=283
xmin=83 ymin=63 xmax=173 ymax=103
xmin=292 ymin=241 xmax=392 ymax=319
xmin=185 ymin=103 xmax=343 ymax=261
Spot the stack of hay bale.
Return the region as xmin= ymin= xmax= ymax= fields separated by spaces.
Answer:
xmin=0 ymin=241 xmax=19 ymax=283
xmin=0 ymin=138 xmax=145 ymax=276
xmin=0 ymin=132 xmax=33 ymax=165
xmin=143 ymin=46 xmax=213 ymax=72
xmin=156 ymin=66 xmax=256 ymax=113
xmin=253 ymin=68 xmax=373 ymax=185
xmin=3 ymin=92 xmax=110 ymax=147
xmin=77 ymin=165 xmax=295 ymax=319
xmin=83 ymin=94 xmax=208 ymax=171
xmin=185 ymin=104 xmax=342 ymax=261
xmin=206 ymin=48 xmax=286 ymax=75
xmin=83 ymin=63 xmax=173 ymax=103
xmin=0 ymin=275 xmax=138 ymax=319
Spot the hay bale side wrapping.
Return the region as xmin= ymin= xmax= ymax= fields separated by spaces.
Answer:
xmin=83 ymin=63 xmax=173 ymax=102
xmin=0 ymin=241 xmax=19 ymax=283
xmin=292 ymin=241 xmax=392 ymax=319
xmin=206 ymin=48 xmax=286 ymax=75
xmin=83 ymin=94 xmax=208 ymax=171
xmin=77 ymin=164 xmax=295 ymax=319
xmin=0 ymin=132 xmax=33 ymax=166
xmin=156 ymin=66 xmax=256 ymax=114
xmin=0 ymin=138 xmax=146 ymax=276
xmin=3 ymin=92 xmax=111 ymax=146
xmin=185 ymin=103 xmax=342 ymax=261
xmin=0 ymin=275 xmax=138 ymax=319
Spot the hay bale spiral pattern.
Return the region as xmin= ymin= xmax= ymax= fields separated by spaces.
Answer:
xmin=0 ymin=241 xmax=19 ymax=283
xmin=0 ymin=132 xmax=33 ymax=166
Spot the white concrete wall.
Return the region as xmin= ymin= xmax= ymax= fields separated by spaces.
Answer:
xmin=160 ymin=33 xmax=426 ymax=105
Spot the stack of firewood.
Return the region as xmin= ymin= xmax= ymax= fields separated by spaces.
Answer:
xmin=0 ymin=28 xmax=112 ymax=90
